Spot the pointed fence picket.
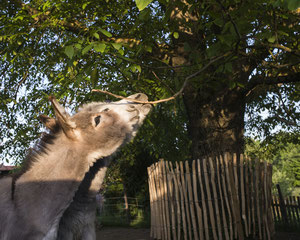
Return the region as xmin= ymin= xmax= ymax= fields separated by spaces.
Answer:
xmin=147 ymin=153 xmax=274 ymax=240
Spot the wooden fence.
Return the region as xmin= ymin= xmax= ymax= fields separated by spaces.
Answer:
xmin=147 ymin=153 xmax=274 ymax=240
xmin=272 ymin=195 xmax=300 ymax=226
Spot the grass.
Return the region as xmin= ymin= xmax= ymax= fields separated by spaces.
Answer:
xmin=97 ymin=206 xmax=150 ymax=228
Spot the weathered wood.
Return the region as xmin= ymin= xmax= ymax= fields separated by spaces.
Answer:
xmin=148 ymin=155 xmax=275 ymax=240
xmin=244 ymin=157 xmax=251 ymax=235
xmin=228 ymin=153 xmax=244 ymax=240
xmin=277 ymin=184 xmax=288 ymax=225
xmin=198 ymin=159 xmax=210 ymax=240
xmin=216 ymin=155 xmax=230 ymax=240
xmin=151 ymin=163 xmax=161 ymax=239
xmin=185 ymin=161 xmax=199 ymax=240
xmin=192 ymin=160 xmax=204 ymax=240
xmin=169 ymin=162 xmax=181 ymax=240
xmin=203 ymin=157 xmax=218 ymax=240
xmin=224 ymin=153 xmax=237 ymax=240
xmin=147 ymin=166 xmax=155 ymax=238
xmin=240 ymin=154 xmax=248 ymax=236
xmin=249 ymin=159 xmax=256 ymax=237
xmin=293 ymin=196 xmax=300 ymax=221
xmin=176 ymin=162 xmax=188 ymax=240
xmin=180 ymin=161 xmax=192 ymax=240
xmin=165 ymin=162 xmax=177 ymax=240
xmin=208 ymin=157 xmax=223 ymax=240
xmin=161 ymin=161 xmax=171 ymax=240
xmin=263 ymin=161 xmax=271 ymax=240
xmin=156 ymin=162 xmax=166 ymax=239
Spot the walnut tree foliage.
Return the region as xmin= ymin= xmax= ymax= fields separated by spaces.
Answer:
xmin=0 ymin=0 xmax=300 ymax=165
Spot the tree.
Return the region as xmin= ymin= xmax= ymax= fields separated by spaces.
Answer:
xmin=1 ymin=0 xmax=299 ymax=163
xmin=245 ymin=132 xmax=300 ymax=196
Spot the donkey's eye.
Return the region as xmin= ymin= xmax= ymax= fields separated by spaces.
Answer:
xmin=94 ymin=115 xmax=101 ymax=126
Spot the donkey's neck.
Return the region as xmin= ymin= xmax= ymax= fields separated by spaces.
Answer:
xmin=13 ymin=135 xmax=105 ymax=235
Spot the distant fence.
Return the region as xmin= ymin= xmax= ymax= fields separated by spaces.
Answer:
xmin=147 ymin=153 xmax=274 ymax=240
xmin=272 ymin=195 xmax=300 ymax=227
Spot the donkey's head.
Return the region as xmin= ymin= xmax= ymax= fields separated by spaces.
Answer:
xmin=40 ymin=93 xmax=151 ymax=160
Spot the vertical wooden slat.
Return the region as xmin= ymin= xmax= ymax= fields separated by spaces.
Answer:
xmin=180 ymin=161 xmax=192 ymax=240
xmin=147 ymin=166 xmax=155 ymax=238
xmin=176 ymin=162 xmax=188 ymax=240
xmin=297 ymin=197 xmax=300 ymax=223
xmin=268 ymin=164 xmax=275 ymax=237
xmin=240 ymin=154 xmax=248 ymax=237
xmin=169 ymin=162 xmax=181 ymax=240
xmin=255 ymin=159 xmax=262 ymax=240
xmin=216 ymin=155 xmax=230 ymax=240
xmin=274 ymin=196 xmax=281 ymax=221
xmin=232 ymin=153 xmax=239 ymax=239
xmin=245 ymin=157 xmax=251 ymax=235
xmin=208 ymin=157 xmax=223 ymax=240
xmin=250 ymin=160 xmax=256 ymax=237
xmin=157 ymin=161 xmax=167 ymax=240
xmin=185 ymin=161 xmax=199 ymax=240
xmin=161 ymin=161 xmax=171 ymax=240
xmin=154 ymin=164 xmax=161 ymax=239
xmin=198 ymin=159 xmax=210 ymax=240
xmin=277 ymin=184 xmax=288 ymax=225
xmin=154 ymin=163 xmax=163 ymax=239
xmin=192 ymin=160 xmax=204 ymax=240
xmin=165 ymin=162 xmax=177 ymax=240
xmin=293 ymin=196 xmax=300 ymax=222
xmin=286 ymin=197 xmax=293 ymax=224
xmin=203 ymin=157 xmax=218 ymax=240
xmin=224 ymin=153 xmax=236 ymax=240
xmin=228 ymin=153 xmax=244 ymax=240
xmin=263 ymin=161 xmax=271 ymax=240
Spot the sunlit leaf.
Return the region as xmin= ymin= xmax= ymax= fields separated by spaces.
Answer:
xmin=135 ymin=0 xmax=153 ymax=11
xmin=173 ymin=32 xmax=179 ymax=39
xmin=99 ymin=28 xmax=112 ymax=38
xmin=94 ymin=43 xmax=106 ymax=53
xmin=65 ymin=45 xmax=74 ymax=59
xmin=112 ymin=43 xmax=122 ymax=50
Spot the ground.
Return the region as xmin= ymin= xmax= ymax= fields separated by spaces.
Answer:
xmin=97 ymin=228 xmax=300 ymax=240
xmin=96 ymin=227 xmax=151 ymax=240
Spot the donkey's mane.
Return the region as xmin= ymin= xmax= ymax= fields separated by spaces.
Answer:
xmin=11 ymin=127 xmax=59 ymax=199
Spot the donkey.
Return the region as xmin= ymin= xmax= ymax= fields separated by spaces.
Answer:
xmin=55 ymin=93 xmax=151 ymax=240
xmin=0 ymin=93 xmax=151 ymax=240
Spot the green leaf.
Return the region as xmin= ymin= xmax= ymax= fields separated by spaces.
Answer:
xmin=93 ymin=32 xmax=100 ymax=40
xmin=82 ymin=44 xmax=93 ymax=55
xmin=287 ymin=0 xmax=300 ymax=10
xmin=99 ymin=28 xmax=112 ymax=38
xmin=268 ymin=36 xmax=276 ymax=43
xmin=94 ymin=43 xmax=106 ymax=53
xmin=135 ymin=0 xmax=153 ymax=11
xmin=112 ymin=43 xmax=122 ymax=50
xmin=65 ymin=45 xmax=74 ymax=59
xmin=145 ymin=45 xmax=152 ymax=53
xmin=74 ymin=43 xmax=82 ymax=49
xmin=82 ymin=3 xmax=88 ymax=10
xmin=136 ymin=65 xmax=141 ymax=73
xmin=173 ymin=32 xmax=179 ymax=39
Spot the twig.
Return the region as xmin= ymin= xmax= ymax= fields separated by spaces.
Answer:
xmin=92 ymin=52 xmax=231 ymax=104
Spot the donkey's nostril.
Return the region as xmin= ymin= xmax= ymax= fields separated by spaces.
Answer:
xmin=135 ymin=94 xmax=141 ymax=99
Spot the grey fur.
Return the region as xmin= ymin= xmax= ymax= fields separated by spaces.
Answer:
xmin=0 ymin=93 xmax=151 ymax=240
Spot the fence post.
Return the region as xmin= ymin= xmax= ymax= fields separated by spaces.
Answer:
xmin=276 ymin=184 xmax=288 ymax=224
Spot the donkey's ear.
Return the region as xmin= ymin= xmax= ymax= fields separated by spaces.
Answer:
xmin=39 ymin=115 xmax=59 ymax=131
xmin=49 ymin=96 xmax=77 ymax=139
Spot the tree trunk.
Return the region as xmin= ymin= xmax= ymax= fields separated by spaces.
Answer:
xmin=183 ymin=83 xmax=246 ymax=159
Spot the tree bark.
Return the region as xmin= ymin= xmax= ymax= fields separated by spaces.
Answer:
xmin=183 ymin=83 xmax=246 ymax=159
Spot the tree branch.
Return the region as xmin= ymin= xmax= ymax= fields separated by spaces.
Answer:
xmin=92 ymin=52 xmax=231 ymax=104
xmin=246 ymin=72 xmax=300 ymax=95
